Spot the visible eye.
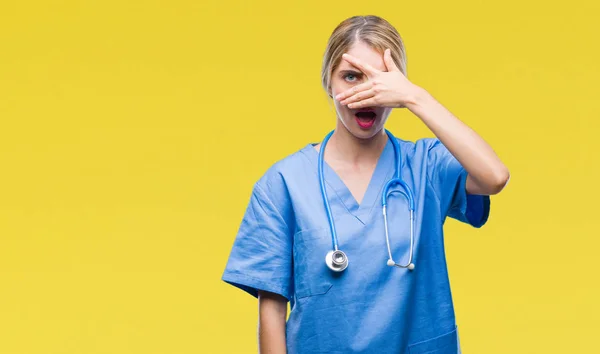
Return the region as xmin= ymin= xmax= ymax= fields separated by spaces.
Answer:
xmin=342 ymin=72 xmax=362 ymax=83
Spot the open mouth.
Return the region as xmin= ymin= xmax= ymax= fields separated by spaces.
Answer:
xmin=355 ymin=110 xmax=377 ymax=129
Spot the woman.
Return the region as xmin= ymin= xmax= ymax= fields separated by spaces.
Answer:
xmin=222 ymin=15 xmax=509 ymax=354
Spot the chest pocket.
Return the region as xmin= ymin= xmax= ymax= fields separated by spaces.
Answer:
xmin=408 ymin=326 xmax=459 ymax=354
xmin=292 ymin=228 xmax=334 ymax=299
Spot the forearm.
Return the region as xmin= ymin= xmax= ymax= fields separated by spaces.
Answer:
xmin=406 ymin=88 xmax=510 ymax=195
xmin=258 ymin=291 xmax=288 ymax=354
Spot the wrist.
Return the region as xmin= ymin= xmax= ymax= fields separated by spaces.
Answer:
xmin=404 ymin=86 xmax=431 ymax=110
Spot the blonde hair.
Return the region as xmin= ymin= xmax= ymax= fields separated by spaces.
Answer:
xmin=321 ymin=15 xmax=407 ymax=98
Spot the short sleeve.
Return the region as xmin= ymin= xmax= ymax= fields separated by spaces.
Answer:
xmin=221 ymin=182 xmax=294 ymax=301
xmin=427 ymin=139 xmax=491 ymax=228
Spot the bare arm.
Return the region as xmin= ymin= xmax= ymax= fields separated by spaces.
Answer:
xmin=406 ymin=89 xmax=510 ymax=195
xmin=257 ymin=290 xmax=288 ymax=354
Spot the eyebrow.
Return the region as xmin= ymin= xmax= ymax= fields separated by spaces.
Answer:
xmin=338 ymin=69 xmax=364 ymax=75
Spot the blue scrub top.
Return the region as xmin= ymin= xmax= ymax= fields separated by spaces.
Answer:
xmin=222 ymin=135 xmax=491 ymax=354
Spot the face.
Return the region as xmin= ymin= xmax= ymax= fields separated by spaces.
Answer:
xmin=330 ymin=41 xmax=393 ymax=140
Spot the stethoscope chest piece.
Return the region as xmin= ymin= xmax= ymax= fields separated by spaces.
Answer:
xmin=325 ymin=250 xmax=348 ymax=272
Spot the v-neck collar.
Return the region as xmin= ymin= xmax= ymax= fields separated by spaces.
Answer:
xmin=300 ymin=137 xmax=395 ymax=225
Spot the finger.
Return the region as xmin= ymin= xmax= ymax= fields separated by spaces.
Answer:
xmin=340 ymin=88 xmax=377 ymax=106
xmin=341 ymin=53 xmax=379 ymax=76
xmin=347 ymin=96 xmax=379 ymax=109
xmin=383 ymin=48 xmax=400 ymax=72
xmin=335 ymin=81 xmax=373 ymax=101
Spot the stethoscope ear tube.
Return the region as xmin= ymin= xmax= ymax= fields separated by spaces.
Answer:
xmin=383 ymin=188 xmax=416 ymax=271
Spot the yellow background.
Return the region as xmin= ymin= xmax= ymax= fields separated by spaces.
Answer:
xmin=1 ymin=0 xmax=598 ymax=353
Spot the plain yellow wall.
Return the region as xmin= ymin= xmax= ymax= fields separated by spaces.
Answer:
xmin=1 ymin=0 xmax=599 ymax=353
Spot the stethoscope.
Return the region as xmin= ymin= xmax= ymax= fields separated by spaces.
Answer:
xmin=318 ymin=129 xmax=416 ymax=273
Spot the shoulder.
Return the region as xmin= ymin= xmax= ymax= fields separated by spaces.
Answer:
xmin=253 ymin=143 xmax=314 ymax=194
xmin=393 ymin=136 xmax=444 ymax=161
xmin=391 ymin=136 xmax=456 ymax=180
xmin=246 ymin=144 xmax=314 ymax=225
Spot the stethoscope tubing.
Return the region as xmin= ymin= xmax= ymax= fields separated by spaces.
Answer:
xmin=318 ymin=129 xmax=416 ymax=271
xmin=318 ymin=130 xmax=339 ymax=251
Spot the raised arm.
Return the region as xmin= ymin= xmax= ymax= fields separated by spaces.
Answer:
xmin=335 ymin=49 xmax=510 ymax=195
xmin=405 ymin=89 xmax=510 ymax=195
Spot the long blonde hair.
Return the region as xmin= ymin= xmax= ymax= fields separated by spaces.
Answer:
xmin=321 ymin=15 xmax=407 ymax=98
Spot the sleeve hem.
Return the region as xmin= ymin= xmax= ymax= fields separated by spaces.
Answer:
xmin=221 ymin=271 xmax=292 ymax=302
xmin=458 ymin=169 xmax=491 ymax=228
xmin=465 ymin=193 xmax=491 ymax=228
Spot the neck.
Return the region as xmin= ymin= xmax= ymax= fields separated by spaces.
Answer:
xmin=328 ymin=124 xmax=388 ymax=165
